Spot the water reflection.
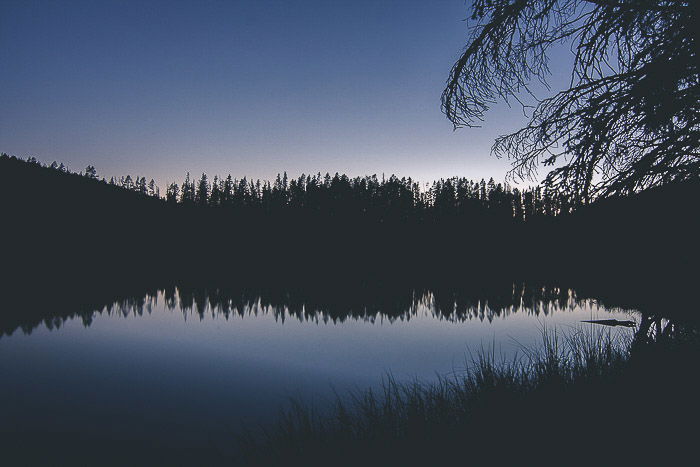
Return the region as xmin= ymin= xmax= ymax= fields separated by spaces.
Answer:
xmin=0 ymin=280 xmax=674 ymax=466
xmin=5 ymin=282 xmax=634 ymax=337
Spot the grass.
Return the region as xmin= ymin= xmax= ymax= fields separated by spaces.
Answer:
xmin=234 ymin=324 xmax=698 ymax=466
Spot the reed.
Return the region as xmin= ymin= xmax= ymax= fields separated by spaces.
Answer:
xmin=236 ymin=325 xmax=656 ymax=465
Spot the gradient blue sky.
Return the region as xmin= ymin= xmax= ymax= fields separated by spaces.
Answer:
xmin=1 ymin=0 xmax=567 ymax=187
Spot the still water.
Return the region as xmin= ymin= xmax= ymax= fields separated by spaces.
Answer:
xmin=0 ymin=284 xmax=635 ymax=463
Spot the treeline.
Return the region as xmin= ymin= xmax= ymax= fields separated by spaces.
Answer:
xmin=4 ymin=154 xmax=573 ymax=221
xmin=4 ymin=152 xmax=700 ymax=337
xmin=165 ymin=171 xmax=574 ymax=221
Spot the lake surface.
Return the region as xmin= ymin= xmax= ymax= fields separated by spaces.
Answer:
xmin=0 ymin=284 xmax=636 ymax=464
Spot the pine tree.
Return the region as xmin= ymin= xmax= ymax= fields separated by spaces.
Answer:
xmin=166 ymin=183 xmax=180 ymax=203
xmin=196 ymin=174 xmax=209 ymax=206
xmin=210 ymin=176 xmax=221 ymax=206
xmin=223 ymin=175 xmax=233 ymax=206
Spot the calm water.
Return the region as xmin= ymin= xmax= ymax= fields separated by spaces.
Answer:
xmin=0 ymin=285 xmax=636 ymax=463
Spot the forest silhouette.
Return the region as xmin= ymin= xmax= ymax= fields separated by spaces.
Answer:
xmin=3 ymin=152 xmax=698 ymax=337
xmin=6 ymin=153 xmax=575 ymax=220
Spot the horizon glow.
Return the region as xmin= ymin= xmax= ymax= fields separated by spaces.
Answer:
xmin=1 ymin=0 xmax=571 ymax=189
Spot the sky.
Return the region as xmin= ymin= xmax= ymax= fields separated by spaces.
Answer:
xmin=1 ymin=0 xmax=566 ymax=188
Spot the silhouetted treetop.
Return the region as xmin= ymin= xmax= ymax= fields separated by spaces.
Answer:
xmin=1 ymin=153 xmax=569 ymax=221
xmin=443 ymin=0 xmax=699 ymax=202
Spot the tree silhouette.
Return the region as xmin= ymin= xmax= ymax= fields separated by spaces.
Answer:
xmin=166 ymin=182 xmax=180 ymax=203
xmin=122 ymin=175 xmax=134 ymax=190
xmin=442 ymin=0 xmax=699 ymax=202
xmin=196 ymin=173 xmax=210 ymax=206
xmin=136 ymin=176 xmax=148 ymax=195
xmin=180 ymin=172 xmax=195 ymax=204
xmin=84 ymin=165 xmax=97 ymax=179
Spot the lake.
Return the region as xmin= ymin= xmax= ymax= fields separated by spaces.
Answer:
xmin=0 ymin=283 xmax=637 ymax=464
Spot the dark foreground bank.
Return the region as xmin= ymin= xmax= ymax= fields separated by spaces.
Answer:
xmin=238 ymin=322 xmax=699 ymax=466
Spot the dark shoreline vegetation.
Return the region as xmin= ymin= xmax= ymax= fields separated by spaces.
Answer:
xmin=3 ymin=152 xmax=699 ymax=336
xmin=3 ymin=152 xmax=698 ymax=314
xmin=2 ymin=153 xmax=700 ymax=465
xmin=238 ymin=324 xmax=699 ymax=466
